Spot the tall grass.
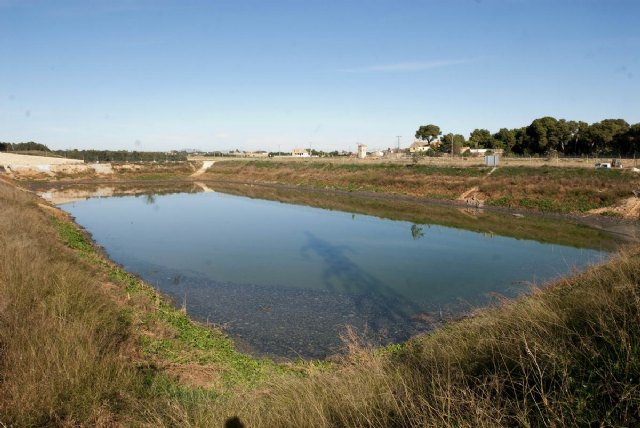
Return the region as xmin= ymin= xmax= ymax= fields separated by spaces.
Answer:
xmin=0 ymin=182 xmax=143 ymax=425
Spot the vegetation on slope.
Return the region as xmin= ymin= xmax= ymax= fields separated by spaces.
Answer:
xmin=201 ymin=160 xmax=640 ymax=213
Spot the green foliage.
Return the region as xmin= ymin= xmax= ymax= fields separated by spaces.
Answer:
xmin=53 ymin=149 xmax=187 ymax=162
xmin=50 ymin=216 xmax=94 ymax=254
xmin=428 ymin=117 xmax=639 ymax=157
xmin=415 ymin=124 xmax=441 ymax=143
xmin=469 ymin=128 xmax=495 ymax=149
xmin=490 ymin=196 xmax=510 ymax=207
xmin=0 ymin=141 xmax=50 ymax=152
xmin=440 ymin=133 xmax=466 ymax=154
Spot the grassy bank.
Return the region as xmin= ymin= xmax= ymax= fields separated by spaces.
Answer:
xmin=200 ymin=160 xmax=640 ymax=214
xmin=2 ymin=177 xmax=640 ymax=426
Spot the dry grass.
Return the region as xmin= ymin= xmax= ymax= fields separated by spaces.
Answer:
xmin=201 ymin=160 xmax=483 ymax=199
xmin=0 ymin=182 xmax=142 ymax=426
xmin=201 ymin=160 xmax=640 ymax=214
xmin=481 ymin=167 xmax=638 ymax=212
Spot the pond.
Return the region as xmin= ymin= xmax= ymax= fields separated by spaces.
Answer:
xmin=52 ymin=184 xmax=615 ymax=359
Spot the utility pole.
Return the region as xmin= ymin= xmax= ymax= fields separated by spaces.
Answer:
xmin=451 ymin=135 xmax=454 ymax=159
xmin=396 ymin=136 xmax=402 ymax=153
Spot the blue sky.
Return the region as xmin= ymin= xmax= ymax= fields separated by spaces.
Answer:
xmin=1 ymin=0 xmax=639 ymax=152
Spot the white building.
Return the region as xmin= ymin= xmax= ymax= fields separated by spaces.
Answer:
xmin=291 ymin=148 xmax=310 ymax=157
xmin=357 ymin=144 xmax=367 ymax=159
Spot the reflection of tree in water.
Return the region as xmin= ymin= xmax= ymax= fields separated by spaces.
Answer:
xmin=144 ymin=194 xmax=156 ymax=205
xmin=411 ymin=224 xmax=424 ymax=240
xmin=410 ymin=223 xmax=431 ymax=240
xmin=300 ymin=232 xmax=420 ymax=331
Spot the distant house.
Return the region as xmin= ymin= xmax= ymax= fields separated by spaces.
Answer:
xmin=408 ymin=141 xmax=433 ymax=153
xmin=291 ymin=148 xmax=310 ymax=157
xmin=246 ymin=151 xmax=269 ymax=158
xmin=357 ymin=144 xmax=367 ymax=159
xmin=469 ymin=148 xmax=488 ymax=155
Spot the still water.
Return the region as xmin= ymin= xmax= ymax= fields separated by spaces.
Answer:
xmin=60 ymin=190 xmax=607 ymax=359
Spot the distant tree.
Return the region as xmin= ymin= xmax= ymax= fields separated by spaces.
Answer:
xmin=562 ymin=120 xmax=589 ymax=155
xmin=469 ymin=129 xmax=494 ymax=148
xmin=526 ymin=117 xmax=560 ymax=154
xmin=493 ymin=128 xmax=516 ymax=154
xmin=50 ymin=149 xmax=186 ymax=162
xmin=615 ymin=123 xmax=640 ymax=156
xmin=1 ymin=141 xmax=50 ymax=152
xmin=441 ymin=133 xmax=466 ymax=154
xmin=415 ymin=124 xmax=441 ymax=143
xmin=586 ymin=119 xmax=630 ymax=155
xmin=509 ymin=127 xmax=528 ymax=154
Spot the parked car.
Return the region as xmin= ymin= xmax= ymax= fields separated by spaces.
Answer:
xmin=595 ymin=162 xmax=612 ymax=169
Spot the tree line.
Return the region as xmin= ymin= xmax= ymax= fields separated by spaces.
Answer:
xmin=0 ymin=142 xmax=187 ymax=162
xmin=416 ymin=117 xmax=640 ymax=156
xmin=0 ymin=141 xmax=50 ymax=152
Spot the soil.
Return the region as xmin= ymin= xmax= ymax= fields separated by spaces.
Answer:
xmin=589 ymin=196 xmax=640 ymax=219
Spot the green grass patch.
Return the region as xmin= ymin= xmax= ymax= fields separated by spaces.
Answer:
xmin=50 ymin=216 xmax=94 ymax=254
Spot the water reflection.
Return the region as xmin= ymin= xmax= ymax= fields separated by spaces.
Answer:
xmin=301 ymin=232 xmax=420 ymax=330
xmin=411 ymin=224 xmax=425 ymax=240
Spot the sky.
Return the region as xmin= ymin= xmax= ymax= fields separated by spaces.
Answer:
xmin=1 ymin=0 xmax=639 ymax=153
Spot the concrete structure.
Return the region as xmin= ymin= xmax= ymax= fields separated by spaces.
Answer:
xmin=357 ymin=144 xmax=367 ymax=159
xmin=485 ymin=155 xmax=500 ymax=166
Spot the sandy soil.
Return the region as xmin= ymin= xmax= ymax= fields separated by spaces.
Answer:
xmin=0 ymin=153 xmax=115 ymax=178
xmin=190 ymin=160 xmax=215 ymax=177
xmin=0 ymin=153 xmax=84 ymax=166
xmin=589 ymin=196 xmax=640 ymax=219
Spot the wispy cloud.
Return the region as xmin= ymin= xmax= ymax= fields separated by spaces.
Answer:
xmin=340 ymin=59 xmax=473 ymax=73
